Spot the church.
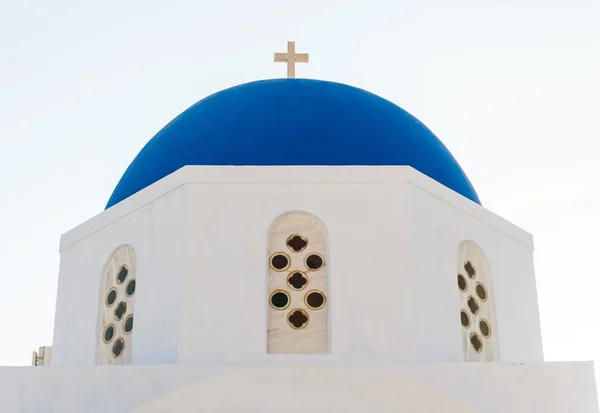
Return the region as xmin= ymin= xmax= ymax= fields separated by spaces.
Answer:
xmin=1 ymin=42 xmax=598 ymax=412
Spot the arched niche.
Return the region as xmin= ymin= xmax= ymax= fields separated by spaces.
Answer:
xmin=266 ymin=212 xmax=330 ymax=354
xmin=456 ymin=240 xmax=499 ymax=362
xmin=97 ymin=245 xmax=137 ymax=365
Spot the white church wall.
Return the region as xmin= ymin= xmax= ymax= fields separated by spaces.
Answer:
xmin=54 ymin=166 xmax=542 ymax=365
xmin=0 ymin=362 xmax=596 ymax=413
xmin=174 ymin=166 xmax=541 ymax=363
xmin=407 ymin=183 xmax=543 ymax=362
xmin=179 ymin=179 xmax=419 ymax=363
xmin=52 ymin=185 xmax=186 ymax=366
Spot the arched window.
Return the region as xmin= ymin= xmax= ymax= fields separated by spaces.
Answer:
xmin=97 ymin=245 xmax=137 ymax=364
xmin=457 ymin=240 xmax=499 ymax=361
xmin=267 ymin=212 xmax=329 ymax=354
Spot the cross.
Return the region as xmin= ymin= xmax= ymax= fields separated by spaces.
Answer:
xmin=274 ymin=41 xmax=309 ymax=79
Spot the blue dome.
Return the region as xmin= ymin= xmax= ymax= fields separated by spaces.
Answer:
xmin=106 ymin=79 xmax=480 ymax=208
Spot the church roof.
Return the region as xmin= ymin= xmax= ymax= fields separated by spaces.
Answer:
xmin=106 ymin=79 xmax=480 ymax=208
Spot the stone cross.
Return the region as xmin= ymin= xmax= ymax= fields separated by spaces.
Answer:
xmin=274 ymin=41 xmax=309 ymax=78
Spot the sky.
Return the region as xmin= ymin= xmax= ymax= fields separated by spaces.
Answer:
xmin=1 ymin=0 xmax=599 ymax=386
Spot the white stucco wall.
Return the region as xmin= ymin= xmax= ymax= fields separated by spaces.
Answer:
xmin=52 ymin=185 xmax=185 ymax=366
xmin=0 ymin=362 xmax=596 ymax=413
xmin=408 ymin=183 xmax=543 ymax=362
xmin=53 ymin=166 xmax=541 ymax=366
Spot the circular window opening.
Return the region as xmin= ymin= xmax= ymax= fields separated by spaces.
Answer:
xmin=112 ymin=338 xmax=125 ymax=358
xmin=287 ymin=271 xmax=308 ymax=290
xmin=123 ymin=314 xmax=134 ymax=334
xmin=269 ymin=253 xmax=290 ymax=271
xmin=305 ymin=253 xmax=325 ymax=271
xmin=117 ymin=265 xmax=129 ymax=284
xmin=460 ymin=310 xmax=470 ymax=328
xmin=105 ymin=288 xmax=117 ymax=307
xmin=475 ymin=282 xmax=487 ymax=301
xmin=305 ymin=290 xmax=326 ymax=310
xmin=470 ymin=332 xmax=483 ymax=353
xmin=114 ymin=301 xmax=127 ymax=320
xmin=287 ymin=308 xmax=309 ymax=330
xmin=286 ymin=234 xmax=308 ymax=253
xmin=269 ymin=290 xmax=290 ymax=310
xmin=126 ymin=279 xmax=136 ymax=297
xmin=103 ymin=324 xmax=116 ymax=343
xmin=479 ymin=319 xmax=491 ymax=338
xmin=467 ymin=296 xmax=479 ymax=315
xmin=457 ymin=274 xmax=467 ymax=292
xmin=464 ymin=261 xmax=476 ymax=279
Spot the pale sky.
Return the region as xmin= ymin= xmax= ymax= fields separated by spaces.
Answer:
xmin=1 ymin=0 xmax=599 ymax=383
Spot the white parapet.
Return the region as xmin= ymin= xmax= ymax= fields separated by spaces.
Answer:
xmin=0 ymin=362 xmax=597 ymax=412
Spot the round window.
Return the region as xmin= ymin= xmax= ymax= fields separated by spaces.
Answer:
xmin=112 ymin=338 xmax=125 ymax=358
xmin=117 ymin=265 xmax=129 ymax=284
xmin=126 ymin=279 xmax=136 ymax=297
xmin=123 ymin=314 xmax=134 ymax=334
xmin=305 ymin=253 xmax=325 ymax=271
xmin=105 ymin=288 xmax=117 ymax=307
xmin=103 ymin=324 xmax=116 ymax=343
xmin=457 ymin=274 xmax=467 ymax=292
xmin=269 ymin=252 xmax=290 ymax=271
xmin=475 ymin=282 xmax=487 ymax=301
xmin=460 ymin=310 xmax=470 ymax=328
xmin=305 ymin=290 xmax=327 ymax=310
xmin=479 ymin=319 xmax=491 ymax=338
xmin=269 ymin=290 xmax=291 ymax=310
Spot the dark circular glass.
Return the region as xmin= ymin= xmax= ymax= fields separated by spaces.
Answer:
xmin=467 ymin=296 xmax=479 ymax=315
xmin=112 ymin=338 xmax=125 ymax=358
xmin=126 ymin=279 xmax=136 ymax=297
xmin=470 ymin=332 xmax=483 ymax=353
xmin=306 ymin=291 xmax=325 ymax=309
xmin=457 ymin=274 xmax=467 ymax=291
xmin=270 ymin=291 xmax=290 ymax=309
xmin=479 ymin=319 xmax=491 ymax=337
xmin=123 ymin=315 xmax=134 ymax=334
xmin=460 ymin=310 xmax=470 ymax=328
xmin=114 ymin=301 xmax=127 ymax=320
xmin=305 ymin=254 xmax=324 ymax=270
xmin=103 ymin=325 xmax=115 ymax=343
xmin=270 ymin=254 xmax=289 ymax=270
xmin=117 ymin=265 xmax=129 ymax=284
xmin=106 ymin=289 xmax=117 ymax=306
xmin=475 ymin=282 xmax=487 ymax=301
